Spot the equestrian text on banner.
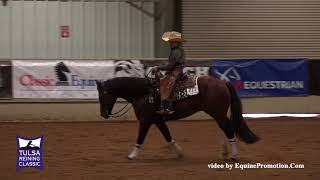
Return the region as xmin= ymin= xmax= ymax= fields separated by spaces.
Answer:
xmin=211 ymin=59 xmax=309 ymax=97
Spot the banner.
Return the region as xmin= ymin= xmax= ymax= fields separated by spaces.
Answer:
xmin=0 ymin=61 xmax=12 ymax=98
xmin=13 ymin=59 xmax=210 ymax=99
xmin=211 ymin=59 xmax=309 ymax=97
xmin=13 ymin=60 xmax=114 ymax=99
xmin=309 ymin=60 xmax=320 ymax=95
xmin=114 ymin=60 xmax=210 ymax=77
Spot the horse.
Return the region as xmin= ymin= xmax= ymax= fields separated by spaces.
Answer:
xmin=96 ymin=73 xmax=260 ymax=160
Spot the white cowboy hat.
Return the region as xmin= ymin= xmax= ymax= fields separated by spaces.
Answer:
xmin=162 ymin=31 xmax=184 ymax=42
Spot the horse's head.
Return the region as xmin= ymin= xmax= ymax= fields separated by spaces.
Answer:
xmin=96 ymin=80 xmax=117 ymax=119
xmin=56 ymin=62 xmax=70 ymax=73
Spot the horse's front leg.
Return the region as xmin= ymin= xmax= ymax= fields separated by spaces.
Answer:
xmin=155 ymin=120 xmax=184 ymax=158
xmin=128 ymin=122 xmax=152 ymax=160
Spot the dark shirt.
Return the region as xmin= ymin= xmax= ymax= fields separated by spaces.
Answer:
xmin=159 ymin=45 xmax=185 ymax=72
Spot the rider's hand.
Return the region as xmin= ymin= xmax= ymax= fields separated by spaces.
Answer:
xmin=152 ymin=66 xmax=159 ymax=72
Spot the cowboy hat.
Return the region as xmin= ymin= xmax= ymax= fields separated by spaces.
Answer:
xmin=162 ymin=31 xmax=184 ymax=42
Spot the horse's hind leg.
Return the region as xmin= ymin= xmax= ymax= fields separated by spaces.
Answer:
xmin=155 ymin=120 xmax=172 ymax=142
xmin=207 ymin=112 xmax=238 ymax=160
xmin=221 ymin=117 xmax=238 ymax=160
xmin=219 ymin=117 xmax=238 ymax=160
xmin=128 ymin=122 xmax=152 ymax=160
xmin=155 ymin=120 xmax=183 ymax=158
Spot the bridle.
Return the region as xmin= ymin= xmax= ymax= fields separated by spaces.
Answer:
xmin=98 ymin=69 xmax=161 ymax=118
xmin=100 ymin=82 xmax=132 ymax=118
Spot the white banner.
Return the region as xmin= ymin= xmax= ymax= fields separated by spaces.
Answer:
xmin=12 ymin=59 xmax=209 ymax=99
xmin=13 ymin=60 xmax=115 ymax=99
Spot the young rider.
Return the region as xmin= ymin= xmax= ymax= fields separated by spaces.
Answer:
xmin=154 ymin=31 xmax=185 ymax=115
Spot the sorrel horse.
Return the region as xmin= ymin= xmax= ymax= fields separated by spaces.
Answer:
xmin=96 ymin=73 xmax=260 ymax=160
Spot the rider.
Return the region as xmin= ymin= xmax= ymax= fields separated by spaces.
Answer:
xmin=154 ymin=31 xmax=185 ymax=115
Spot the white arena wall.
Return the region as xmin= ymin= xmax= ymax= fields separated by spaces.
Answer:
xmin=0 ymin=0 xmax=155 ymax=59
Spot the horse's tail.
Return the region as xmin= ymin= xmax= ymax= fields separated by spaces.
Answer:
xmin=226 ymin=82 xmax=260 ymax=144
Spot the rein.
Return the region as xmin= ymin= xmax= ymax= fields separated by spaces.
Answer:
xmin=102 ymin=69 xmax=159 ymax=118
xmin=108 ymin=102 xmax=132 ymax=118
xmin=101 ymin=87 xmax=132 ymax=118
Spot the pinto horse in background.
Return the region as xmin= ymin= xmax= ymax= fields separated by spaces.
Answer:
xmin=96 ymin=73 xmax=260 ymax=160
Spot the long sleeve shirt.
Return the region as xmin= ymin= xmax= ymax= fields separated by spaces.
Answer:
xmin=159 ymin=46 xmax=185 ymax=72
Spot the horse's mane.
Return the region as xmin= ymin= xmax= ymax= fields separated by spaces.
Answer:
xmin=104 ymin=77 xmax=152 ymax=98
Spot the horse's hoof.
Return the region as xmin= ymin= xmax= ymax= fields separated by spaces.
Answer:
xmin=170 ymin=142 xmax=184 ymax=158
xmin=231 ymin=158 xmax=238 ymax=162
xmin=222 ymin=152 xmax=228 ymax=158
xmin=177 ymin=153 xmax=184 ymax=159
xmin=128 ymin=146 xmax=140 ymax=160
xmin=127 ymin=155 xmax=138 ymax=160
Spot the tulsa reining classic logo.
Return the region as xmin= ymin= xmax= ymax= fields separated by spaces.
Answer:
xmin=16 ymin=136 xmax=43 ymax=170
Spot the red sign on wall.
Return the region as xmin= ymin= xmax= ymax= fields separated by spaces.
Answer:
xmin=60 ymin=26 xmax=70 ymax=38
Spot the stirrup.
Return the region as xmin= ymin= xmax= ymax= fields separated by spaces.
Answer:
xmin=156 ymin=109 xmax=174 ymax=115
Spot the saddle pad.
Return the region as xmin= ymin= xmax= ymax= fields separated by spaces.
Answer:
xmin=173 ymin=76 xmax=199 ymax=101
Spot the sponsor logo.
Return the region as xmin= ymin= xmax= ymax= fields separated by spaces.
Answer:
xmin=55 ymin=62 xmax=70 ymax=86
xmin=114 ymin=60 xmax=145 ymax=77
xmin=243 ymin=81 xmax=304 ymax=89
xmin=214 ymin=67 xmax=240 ymax=82
xmin=18 ymin=62 xmax=97 ymax=88
xmin=19 ymin=75 xmax=55 ymax=86
xmin=55 ymin=62 xmax=96 ymax=88
xmin=214 ymin=67 xmax=304 ymax=89
xmin=16 ymin=136 xmax=43 ymax=170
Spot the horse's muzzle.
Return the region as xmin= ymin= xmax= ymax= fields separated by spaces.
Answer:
xmin=101 ymin=112 xmax=110 ymax=119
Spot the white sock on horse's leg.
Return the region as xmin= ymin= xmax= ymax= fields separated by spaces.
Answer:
xmin=169 ymin=140 xmax=183 ymax=158
xmin=128 ymin=144 xmax=141 ymax=160
xmin=229 ymin=138 xmax=237 ymax=159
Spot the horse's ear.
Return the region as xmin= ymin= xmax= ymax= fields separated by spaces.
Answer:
xmin=96 ymin=80 xmax=101 ymax=85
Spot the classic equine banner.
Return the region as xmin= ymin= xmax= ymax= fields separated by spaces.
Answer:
xmin=211 ymin=59 xmax=309 ymax=97
xmin=13 ymin=60 xmax=114 ymax=98
xmin=13 ymin=59 xmax=210 ymax=99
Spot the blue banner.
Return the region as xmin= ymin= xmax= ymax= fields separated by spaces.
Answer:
xmin=211 ymin=59 xmax=309 ymax=97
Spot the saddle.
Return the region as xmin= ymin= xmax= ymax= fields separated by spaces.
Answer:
xmin=148 ymin=74 xmax=199 ymax=104
xmin=172 ymin=74 xmax=199 ymax=101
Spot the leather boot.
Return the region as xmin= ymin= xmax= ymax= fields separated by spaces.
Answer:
xmin=156 ymin=99 xmax=174 ymax=115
